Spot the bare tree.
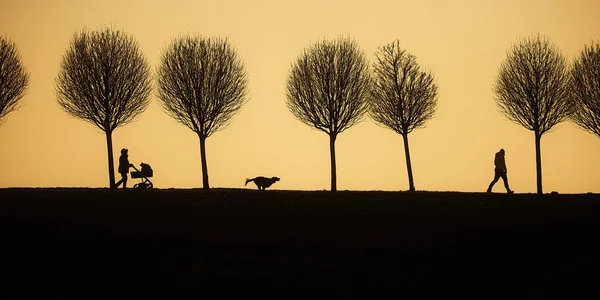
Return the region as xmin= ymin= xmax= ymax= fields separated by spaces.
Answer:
xmin=494 ymin=34 xmax=572 ymax=195
xmin=156 ymin=35 xmax=248 ymax=189
xmin=0 ymin=36 xmax=30 ymax=125
xmin=570 ymin=42 xmax=600 ymax=138
xmin=369 ymin=40 xmax=438 ymax=192
xmin=286 ymin=37 xmax=370 ymax=192
xmin=56 ymin=27 xmax=152 ymax=188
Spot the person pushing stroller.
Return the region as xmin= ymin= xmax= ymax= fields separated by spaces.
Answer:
xmin=115 ymin=148 xmax=134 ymax=189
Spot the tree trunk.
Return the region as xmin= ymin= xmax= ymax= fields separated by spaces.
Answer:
xmin=329 ymin=133 xmax=337 ymax=192
xmin=199 ymin=135 xmax=210 ymax=189
xmin=402 ymin=133 xmax=415 ymax=192
xmin=534 ymin=130 xmax=543 ymax=195
xmin=106 ymin=131 xmax=116 ymax=189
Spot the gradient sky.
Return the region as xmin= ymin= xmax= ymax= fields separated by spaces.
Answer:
xmin=1 ymin=0 xmax=599 ymax=193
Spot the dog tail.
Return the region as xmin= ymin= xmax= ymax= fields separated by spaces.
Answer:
xmin=245 ymin=178 xmax=253 ymax=186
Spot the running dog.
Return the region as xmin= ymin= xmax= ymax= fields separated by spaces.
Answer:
xmin=245 ymin=176 xmax=280 ymax=190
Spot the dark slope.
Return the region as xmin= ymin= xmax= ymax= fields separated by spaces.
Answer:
xmin=0 ymin=189 xmax=598 ymax=298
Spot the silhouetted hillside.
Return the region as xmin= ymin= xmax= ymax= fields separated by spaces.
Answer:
xmin=0 ymin=189 xmax=598 ymax=298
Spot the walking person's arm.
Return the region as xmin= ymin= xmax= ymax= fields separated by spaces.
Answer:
xmin=126 ymin=157 xmax=133 ymax=169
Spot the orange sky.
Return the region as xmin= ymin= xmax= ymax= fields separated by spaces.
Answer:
xmin=0 ymin=0 xmax=599 ymax=193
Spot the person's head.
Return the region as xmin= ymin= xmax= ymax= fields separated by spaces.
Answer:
xmin=121 ymin=148 xmax=128 ymax=155
xmin=499 ymin=149 xmax=505 ymax=155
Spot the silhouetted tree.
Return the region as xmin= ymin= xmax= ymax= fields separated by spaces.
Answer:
xmin=494 ymin=34 xmax=572 ymax=195
xmin=0 ymin=37 xmax=29 ymax=125
xmin=56 ymin=27 xmax=152 ymax=189
xmin=369 ymin=40 xmax=438 ymax=192
xmin=570 ymin=42 xmax=600 ymax=138
xmin=156 ymin=35 xmax=248 ymax=189
xmin=286 ymin=37 xmax=370 ymax=192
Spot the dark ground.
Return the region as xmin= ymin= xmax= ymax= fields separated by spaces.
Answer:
xmin=0 ymin=188 xmax=599 ymax=299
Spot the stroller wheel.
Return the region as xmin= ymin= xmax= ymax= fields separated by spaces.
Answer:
xmin=133 ymin=183 xmax=140 ymax=189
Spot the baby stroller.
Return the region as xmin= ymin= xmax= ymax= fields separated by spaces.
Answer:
xmin=130 ymin=162 xmax=154 ymax=189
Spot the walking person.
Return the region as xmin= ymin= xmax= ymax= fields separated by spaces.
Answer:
xmin=486 ymin=149 xmax=514 ymax=194
xmin=115 ymin=148 xmax=134 ymax=189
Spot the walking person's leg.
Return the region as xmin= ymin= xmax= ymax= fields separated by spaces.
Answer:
xmin=121 ymin=172 xmax=128 ymax=189
xmin=116 ymin=172 xmax=127 ymax=189
xmin=500 ymin=171 xmax=513 ymax=193
xmin=487 ymin=170 xmax=501 ymax=193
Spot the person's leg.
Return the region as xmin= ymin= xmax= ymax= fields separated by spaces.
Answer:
xmin=123 ymin=173 xmax=128 ymax=189
xmin=487 ymin=170 xmax=501 ymax=192
xmin=500 ymin=171 xmax=512 ymax=193
xmin=118 ymin=172 xmax=127 ymax=189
